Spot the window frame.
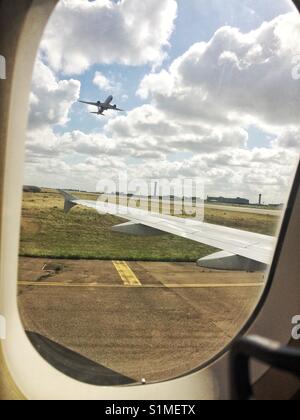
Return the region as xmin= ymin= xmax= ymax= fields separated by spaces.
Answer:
xmin=0 ymin=0 xmax=300 ymax=400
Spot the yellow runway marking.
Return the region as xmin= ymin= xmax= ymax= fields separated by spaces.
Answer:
xmin=18 ymin=281 xmax=264 ymax=289
xmin=112 ymin=261 xmax=142 ymax=286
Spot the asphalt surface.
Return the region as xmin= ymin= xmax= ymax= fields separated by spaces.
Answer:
xmin=18 ymin=257 xmax=265 ymax=385
xmin=97 ymin=195 xmax=284 ymax=217
xmin=106 ymin=196 xmax=282 ymax=217
xmin=205 ymin=204 xmax=282 ymax=216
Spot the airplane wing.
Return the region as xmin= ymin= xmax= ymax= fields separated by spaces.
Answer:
xmin=79 ymin=100 xmax=99 ymax=107
xmin=60 ymin=191 xmax=276 ymax=266
xmin=107 ymin=105 xmax=124 ymax=111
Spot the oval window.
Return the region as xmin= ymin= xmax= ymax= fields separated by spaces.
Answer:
xmin=18 ymin=0 xmax=300 ymax=385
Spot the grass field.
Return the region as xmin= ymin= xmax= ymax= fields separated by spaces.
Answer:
xmin=19 ymin=189 xmax=280 ymax=262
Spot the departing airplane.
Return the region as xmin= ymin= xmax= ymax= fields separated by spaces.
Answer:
xmin=60 ymin=190 xmax=276 ymax=272
xmin=78 ymin=95 xmax=124 ymax=116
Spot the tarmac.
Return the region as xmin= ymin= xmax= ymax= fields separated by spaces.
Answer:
xmin=18 ymin=257 xmax=265 ymax=385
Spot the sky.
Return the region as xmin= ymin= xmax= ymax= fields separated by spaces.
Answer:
xmin=25 ymin=0 xmax=300 ymax=203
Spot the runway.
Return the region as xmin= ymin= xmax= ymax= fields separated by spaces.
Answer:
xmin=205 ymin=203 xmax=282 ymax=216
xmin=104 ymin=195 xmax=282 ymax=217
xmin=18 ymin=257 xmax=265 ymax=384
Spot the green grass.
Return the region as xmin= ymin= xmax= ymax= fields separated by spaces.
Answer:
xmin=19 ymin=190 xmax=280 ymax=262
xmin=204 ymin=208 xmax=279 ymax=236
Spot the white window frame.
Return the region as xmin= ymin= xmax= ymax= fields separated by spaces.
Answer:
xmin=0 ymin=0 xmax=300 ymax=400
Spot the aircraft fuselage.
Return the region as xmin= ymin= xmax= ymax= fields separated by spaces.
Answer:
xmin=97 ymin=95 xmax=114 ymax=112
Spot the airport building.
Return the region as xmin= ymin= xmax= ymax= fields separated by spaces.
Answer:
xmin=207 ymin=196 xmax=250 ymax=205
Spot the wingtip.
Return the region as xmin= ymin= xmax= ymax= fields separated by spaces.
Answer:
xmin=58 ymin=190 xmax=78 ymax=213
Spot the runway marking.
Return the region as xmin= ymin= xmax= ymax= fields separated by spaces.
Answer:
xmin=18 ymin=281 xmax=264 ymax=289
xmin=112 ymin=261 xmax=142 ymax=286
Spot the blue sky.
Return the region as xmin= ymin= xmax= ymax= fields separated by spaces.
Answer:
xmin=60 ymin=0 xmax=294 ymax=147
xmin=171 ymin=0 xmax=294 ymax=56
xmin=27 ymin=0 xmax=300 ymax=202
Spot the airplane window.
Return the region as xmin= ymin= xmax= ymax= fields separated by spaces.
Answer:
xmin=18 ymin=0 xmax=300 ymax=386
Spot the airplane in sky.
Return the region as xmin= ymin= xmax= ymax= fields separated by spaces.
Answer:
xmin=78 ymin=95 xmax=124 ymax=116
xmin=60 ymin=190 xmax=276 ymax=272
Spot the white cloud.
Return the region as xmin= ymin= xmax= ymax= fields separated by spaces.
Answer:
xmin=105 ymin=104 xmax=248 ymax=154
xmin=25 ymin=120 xmax=299 ymax=204
xmin=25 ymin=156 xmax=72 ymax=189
xmin=25 ymin=130 xmax=130 ymax=191
xmin=28 ymin=57 xmax=80 ymax=130
xmin=138 ymin=12 xmax=300 ymax=129
xmin=137 ymin=70 xmax=175 ymax=99
xmin=40 ymin=0 xmax=178 ymax=75
xmin=25 ymin=9 xmax=300 ymax=204
xmin=26 ymin=127 xmax=62 ymax=157
xmin=273 ymin=127 xmax=300 ymax=149
xmin=93 ymin=72 xmax=116 ymax=92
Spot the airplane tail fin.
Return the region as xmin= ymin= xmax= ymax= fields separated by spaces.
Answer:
xmin=59 ymin=190 xmax=78 ymax=213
